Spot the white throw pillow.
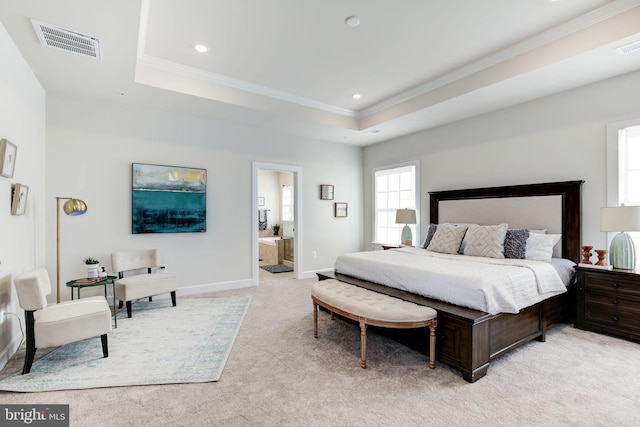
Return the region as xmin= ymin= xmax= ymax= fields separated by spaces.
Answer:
xmin=426 ymin=223 xmax=468 ymax=255
xmin=463 ymin=224 xmax=508 ymax=259
xmin=525 ymin=233 xmax=561 ymax=261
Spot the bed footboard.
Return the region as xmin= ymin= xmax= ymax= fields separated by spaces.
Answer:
xmin=317 ymin=271 xmax=572 ymax=382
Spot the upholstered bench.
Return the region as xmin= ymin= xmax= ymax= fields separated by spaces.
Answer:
xmin=311 ymin=279 xmax=437 ymax=369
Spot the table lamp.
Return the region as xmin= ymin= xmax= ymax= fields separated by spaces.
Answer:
xmin=56 ymin=197 xmax=87 ymax=303
xmin=601 ymin=205 xmax=640 ymax=270
xmin=395 ymin=208 xmax=417 ymax=246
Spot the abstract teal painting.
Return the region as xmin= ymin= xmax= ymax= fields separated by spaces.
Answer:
xmin=132 ymin=163 xmax=206 ymax=234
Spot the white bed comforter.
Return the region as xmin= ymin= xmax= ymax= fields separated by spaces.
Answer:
xmin=334 ymin=247 xmax=568 ymax=314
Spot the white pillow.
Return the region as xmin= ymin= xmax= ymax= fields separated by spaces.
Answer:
xmin=426 ymin=223 xmax=468 ymax=255
xmin=525 ymin=233 xmax=561 ymax=261
xmin=463 ymin=224 xmax=508 ymax=259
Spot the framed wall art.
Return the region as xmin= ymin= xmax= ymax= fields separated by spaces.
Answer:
xmin=334 ymin=202 xmax=348 ymax=218
xmin=0 ymin=139 xmax=17 ymax=178
xmin=132 ymin=163 xmax=207 ymax=234
xmin=11 ymin=183 xmax=28 ymax=215
xmin=320 ymin=184 xmax=334 ymax=200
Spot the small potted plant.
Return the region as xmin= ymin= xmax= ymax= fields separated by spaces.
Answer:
xmin=83 ymin=257 xmax=100 ymax=279
xmin=271 ymin=224 xmax=280 ymax=236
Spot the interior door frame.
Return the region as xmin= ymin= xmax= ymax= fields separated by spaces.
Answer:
xmin=252 ymin=162 xmax=303 ymax=284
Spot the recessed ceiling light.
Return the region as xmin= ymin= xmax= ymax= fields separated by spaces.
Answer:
xmin=345 ymin=16 xmax=360 ymax=28
xmin=352 ymin=93 xmax=362 ymax=100
xmin=194 ymin=44 xmax=209 ymax=53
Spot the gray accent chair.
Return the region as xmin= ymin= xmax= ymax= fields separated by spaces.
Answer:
xmin=111 ymin=249 xmax=177 ymax=318
xmin=13 ymin=268 xmax=112 ymax=374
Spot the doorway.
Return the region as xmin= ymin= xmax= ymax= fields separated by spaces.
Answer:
xmin=252 ymin=162 xmax=302 ymax=285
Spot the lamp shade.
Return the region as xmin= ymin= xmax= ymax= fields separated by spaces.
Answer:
xmin=395 ymin=209 xmax=416 ymax=225
xmin=63 ymin=198 xmax=87 ymax=216
xmin=601 ymin=206 xmax=640 ymax=231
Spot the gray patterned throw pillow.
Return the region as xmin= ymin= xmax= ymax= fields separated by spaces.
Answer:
xmin=503 ymin=229 xmax=530 ymax=259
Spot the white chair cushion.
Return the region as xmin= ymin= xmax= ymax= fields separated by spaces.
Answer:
xmin=115 ymin=274 xmax=177 ymax=301
xmin=34 ymin=296 xmax=112 ymax=348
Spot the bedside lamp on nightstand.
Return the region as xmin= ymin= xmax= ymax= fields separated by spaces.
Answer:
xmin=395 ymin=208 xmax=416 ymax=246
xmin=601 ymin=205 xmax=640 ymax=270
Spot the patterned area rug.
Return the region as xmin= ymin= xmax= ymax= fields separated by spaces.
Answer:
xmin=260 ymin=264 xmax=293 ymax=273
xmin=0 ymin=297 xmax=250 ymax=392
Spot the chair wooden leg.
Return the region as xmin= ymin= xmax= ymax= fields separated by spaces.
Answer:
xmin=126 ymin=301 xmax=132 ymax=318
xmin=101 ymin=334 xmax=109 ymax=358
xmin=171 ymin=291 xmax=176 ymax=306
xmin=22 ymin=311 xmax=37 ymax=375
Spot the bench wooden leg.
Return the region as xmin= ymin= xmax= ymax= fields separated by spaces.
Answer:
xmin=360 ymin=320 xmax=367 ymax=369
xmin=429 ymin=321 xmax=437 ymax=369
xmin=313 ymin=302 xmax=318 ymax=338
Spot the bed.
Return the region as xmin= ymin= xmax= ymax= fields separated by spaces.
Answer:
xmin=318 ymin=180 xmax=583 ymax=382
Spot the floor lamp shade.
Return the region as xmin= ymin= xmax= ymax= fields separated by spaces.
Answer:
xmin=395 ymin=208 xmax=417 ymax=246
xmin=56 ymin=197 xmax=87 ymax=303
xmin=601 ymin=206 xmax=640 ymax=270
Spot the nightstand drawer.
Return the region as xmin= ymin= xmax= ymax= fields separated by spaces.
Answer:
xmin=585 ymin=290 xmax=640 ymax=315
xmin=584 ymin=275 xmax=640 ymax=297
xmin=585 ymin=306 xmax=640 ymax=332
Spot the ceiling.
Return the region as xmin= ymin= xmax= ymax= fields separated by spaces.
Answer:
xmin=1 ymin=0 xmax=640 ymax=146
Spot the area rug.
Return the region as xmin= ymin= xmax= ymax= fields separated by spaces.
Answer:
xmin=260 ymin=264 xmax=293 ymax=273
xmin=0 ymin=297 xmax=250 ymax=392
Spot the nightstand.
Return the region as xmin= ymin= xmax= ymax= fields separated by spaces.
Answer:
xmin=575 ymin=266 xmax=640 ymax=343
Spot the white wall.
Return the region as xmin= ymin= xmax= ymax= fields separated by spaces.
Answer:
xmin=0 ymin=23 xmax=46 ymax=370
xmin=364 ymin=70 xmax=640 ymax=254
xmin=46 ymin=95 xmax=363 ymax=299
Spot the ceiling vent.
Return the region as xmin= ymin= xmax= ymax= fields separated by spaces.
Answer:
xmin=31 ymin=19 xmax=102 ymax=60
xmin=616 ymin=39 xmax=640 ymax=56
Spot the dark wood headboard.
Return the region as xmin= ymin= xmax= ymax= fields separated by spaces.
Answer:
xmin=429 ymin=181 xmax=584 ymax=263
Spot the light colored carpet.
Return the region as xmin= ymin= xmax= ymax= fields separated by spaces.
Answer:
xmin=1 ymin=278 xmax=639 ymax=426
xmin=0 ymin=297 xmax=250 ymax=392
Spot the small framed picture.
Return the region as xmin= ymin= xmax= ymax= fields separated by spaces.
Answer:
xmin=11 ymin=183 xmax=28 ymax=215
xmin=320 ymin=184 xmax=334 ymax=200
xmin=0 ymin=139 xmax=17 ymax=178
xmin=258 ymin=196 xmax=265 ymax=206
xmin=334 ymin=202 xmax=348 ymax=218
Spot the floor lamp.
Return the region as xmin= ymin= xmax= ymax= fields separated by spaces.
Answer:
xmin=56 ymin=197 xmax=87 ymax=303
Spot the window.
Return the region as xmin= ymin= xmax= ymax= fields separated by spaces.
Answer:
xmin=618 ymin=125 xmax=640 ymax=249
xmin=608 ymin=120 xmax=640 ymax=251
xmin=373 ymin=162 xmax=419 ymax=245
xmin=281 ymin=185 xmax=293 ymax=221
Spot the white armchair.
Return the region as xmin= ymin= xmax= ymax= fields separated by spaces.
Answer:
xmin=111 ymin=249 xmax=177 ymax=318
xmin=13 ymin=268 xmax=112 ymax=374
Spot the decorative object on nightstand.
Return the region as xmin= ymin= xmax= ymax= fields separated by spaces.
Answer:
xmin=595 ymin=249 xmax=608 ymax=266
xmin=56 ymin=197 xmax=88 ymax=303
xmin=395 ymin=208 xmax=416 ymax=246
xmin=581 ymin=245 xmax=593 ymax=264
xmin=601 ymin=205 xmax=640 ymax=270
xmin=575 ymin=266 xmax=640 ymax=343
